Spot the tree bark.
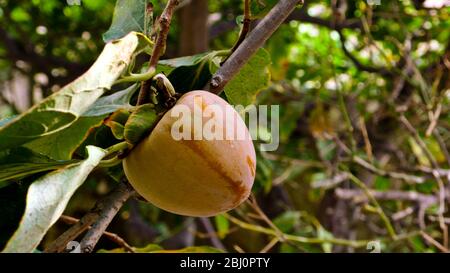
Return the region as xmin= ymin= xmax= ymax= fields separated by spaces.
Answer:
xmin=178 ymin=0 xmax=209 ymax=56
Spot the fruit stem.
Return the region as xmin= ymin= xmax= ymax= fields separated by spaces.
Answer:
xmin=137 ymin=0 xmax=181 ymax=105
xmin=104 ymin=141 xmax=129 ymax=156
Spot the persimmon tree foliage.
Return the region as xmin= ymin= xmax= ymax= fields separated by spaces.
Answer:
xmin=0 ymin=0 xmax=449 ymax=253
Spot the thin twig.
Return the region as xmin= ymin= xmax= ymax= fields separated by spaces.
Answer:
xmin=247 ymin=195 xmax=286 ymax=242
xmin=224 ymin=213 xmax=370 ymax=248
xmin=137 ymin=0 xmax=181 ymax=105
xmin=346 ymin=173 xmax=398 ymax=240
xmin=336 ymin=28 xmax=391 ymax=75
xmin=334 ymin=136 xmax=426 ymax=184
xmin=208 ymin=0 xmax=301 ymax=94
xmin=433 ymin=130 xmax=450 ymax=167
xmin=197 ymin=217 xmax=227 ymax=251
xmin=353 ymin=155 xmax=425 ymax=184
xmin=426 ymin=104 xmax=442 ymax=136
xmin=359 ymin=117 xmax=373 ymax=162
xmin=58 ymin=215 xmax=135 ymax=253
xmin=45 ymin=182 xmax=135 ymax=253
xmin=79 ymin=183 xmax=135 ymax=253
xmin=400 ymin=115 xmax=439 ymax=168
xmin=312 ymin=172 xmax=349 ymax=189
xmin=420 ymin=231 xmax=450 ymax=253
xmin=392 ymin=207 xmax=415 ymax=221
xmin=259 ymin=237 xmax=279 ymax=253
xmin=45 ymin=212 xmax=98 ymax=253
xmin=418 ymin=166 xmax=450 ymax=179
xmin=400 ymin=114 xmax=448 ymax=248
xmin=230 ymin=0 xmax=251 ymax=54
xmin=335 ymin=188 xmax=438 ymax=205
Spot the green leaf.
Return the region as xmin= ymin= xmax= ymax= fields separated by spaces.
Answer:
xmin=214 ymin=214 xmax=230 ymax=239
xmin=273 ymin=211 xmax=300 ymax=233
xmin=167 ymin=62 xmax=213 ymax=93
xmin=408 ymin=137 xmax=431 ymax=166
xmin=255 ymin=150 xmax=273 ymax=193
xmin=10 ymin=7 xmax=31 ymax=22
xmin=159 ymin=51 xmax=225 ymax=93
xmin=83 ymin=0 xmax=108 ymax=11
xmin=224 ymin=48 xmax=271 ymax=105
xmin=107 ymin=121 xmax=125 ymax=140
xmin=104 ymin=108 xmax=132 ymax=140
xmin=374 ymin=176 xmax=391 ymax=191
xmin=27 ymin=85 xmax=138 ymax=160
xmin=158 ymin=52 xmax=210 ymax=68
xmin=0 ymin=147 xmax=75 ymax=182
xmin=0 ymin=32 xmax=144 ymax=152
xmin=105 ymin=109 xmax=132 ymax=125
xmin=103 ymin=0 xmax=147 ymax=42
xmin=83 ymin=84 xmax=139 ymax=117
xmin=124 ymin=104 xmax=157 ymax=145
xmin=24 ymin=117 xmax=104 ymax=160
xmin=106 ymin=164 xmax=126 ymax=183
xmin=250 ymin=0 xmax=278 ymax=19
xmin=317 ymin=226 xmax=334 ymax=253
xmin=2 ymin=146 xmax=107 ymax=253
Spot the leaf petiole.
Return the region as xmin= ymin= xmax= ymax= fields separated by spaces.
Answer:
xmin=98 ymin=141 xmax=129 ymax=168
xmin=98 ymin=156 xmax=122 ymax=168
xmin=114 ymin=67 xmax=156 ymax=84
xmin=104 ymin=141 xmax=129 ymax=156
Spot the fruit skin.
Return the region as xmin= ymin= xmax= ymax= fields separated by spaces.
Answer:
xmin=123 ymin=90 xmax=256 ymax=217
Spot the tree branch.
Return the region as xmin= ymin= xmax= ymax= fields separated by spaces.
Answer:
xmin=44 ymin=212 xmax=98 ymax=253
xmin=230 ymin=0 xmax=251 ymax=53
xmin=336 ymin=28 xmax=391 ymax=76
xmin=208 ymin=0 xmax=301 ymax=94
xmin=51 ymin=215 xmax=135 ymax=253
xmin=79 ymin=182 xmax=135 ymax=253
xmin=197 ymin=218 xmax=227 ymax=251
xmin=335 ymin=188 xmax=438 ymax=205
xmin=137 ymin=0 xmax=181 ymax=105
xmin=45 ymin=183 xmax=135 ymax=253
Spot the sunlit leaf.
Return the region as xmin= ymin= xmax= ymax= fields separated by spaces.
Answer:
xmin=24 ymin=117 xmax=104 ymax=160
xmin=103 ymin=0 xmax=147 ymax=42
xmin=224 ymin=48 xmax=271 ymax=105
xmin=2 ymin=146 xmax=107 ymax=253
xmin=0 ymin=32 xmax=144 ymax=152
xmin=273 ymin=211 xmax=300 ymax=233
xmin=83 ymin=84 xmax=139 ymax=117
xmin=214 ymin=214 xmax=230 ymax=239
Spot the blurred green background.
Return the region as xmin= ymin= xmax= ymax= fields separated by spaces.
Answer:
xmin=0 ymin=0 xmax=449 ymax=253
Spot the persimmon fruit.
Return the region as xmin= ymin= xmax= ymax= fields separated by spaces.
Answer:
xmin=123 ymin=90 xmax=256 ymax=217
